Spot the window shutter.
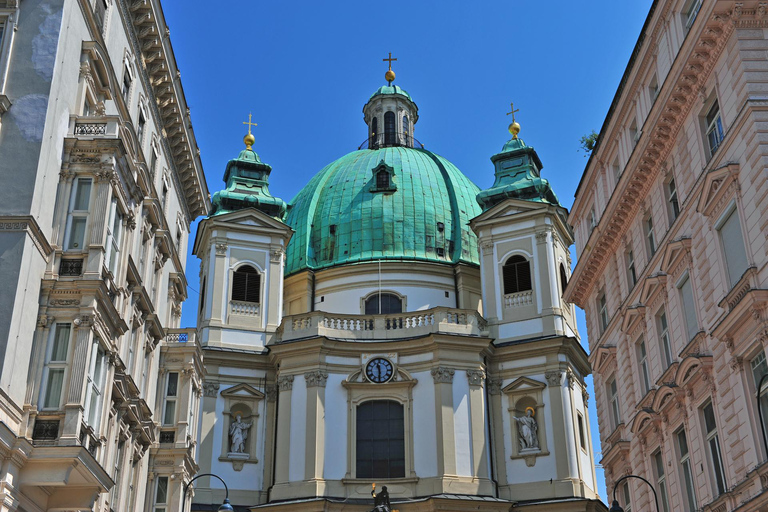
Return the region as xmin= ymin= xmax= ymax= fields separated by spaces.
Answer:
xmin=232 ymin=266 xmax=260 ymax=303
xmin=503 ymin=256 xmax=531 ymax=294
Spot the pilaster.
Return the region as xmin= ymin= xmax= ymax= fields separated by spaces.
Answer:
xmin=466 ymin=370 xmax=489 ymax=479
xmin=274 ymin=375 xmax=294 ymax=484
xmin=304 ymin=370 xmax=328 ymax=484
xmin=431 ymin=366 xmax=456 ymax=476
xmin=61 ymin=315 xmax=93 ymax=444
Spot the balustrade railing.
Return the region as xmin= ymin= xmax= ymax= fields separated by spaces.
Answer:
xmin=281 ymin=306 xmax=487 ymax=342
xmin=230 ymin=300 xmax=260 ymax=316
xmin=503 ymin=290 xmax=534 ymax=308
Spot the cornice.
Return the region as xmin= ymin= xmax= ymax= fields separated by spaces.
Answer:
xmin=0 ymin=215 xmax=52 ymax=261
xmin=567 ymin=4 xmax=741 ymax=307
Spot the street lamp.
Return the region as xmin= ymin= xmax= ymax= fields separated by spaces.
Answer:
xmin=182 ymin=473 xmax=234 ymax=512
xmin=609 ymin=474 xmax=659 ymax=512
xmin=757 ymin=373 xmax=768 ymax=460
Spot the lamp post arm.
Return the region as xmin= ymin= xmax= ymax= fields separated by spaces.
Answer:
xmin=612 ymin=474 xmax=659 ymax=512
xmin=182 ymin=473 xmax=230 ymax=512
xmin=758 ymin=373 xmax=768 ymax=461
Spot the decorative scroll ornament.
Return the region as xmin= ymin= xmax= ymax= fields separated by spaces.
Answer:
xmin=304 ymin=370 xmax=328 ymax=388
xmin=431 ymin=366 xmax=455 ymax=383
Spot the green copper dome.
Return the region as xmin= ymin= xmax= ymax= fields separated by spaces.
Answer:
xmin=284 ymin=146 xmax=481 ymax=276
xmin=369 ymin=85 xmax=413 ymax=102
xmin=211 ymin=147 xmax=287 ymax=218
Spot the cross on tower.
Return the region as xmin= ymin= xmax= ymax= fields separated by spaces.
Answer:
xmin=383 ymin=52 xmax=397 ymax=70
xmin=243 ymin=113 xmax=257 ymax=135
xmin=506 ymin=102 xmax=520 ymax=123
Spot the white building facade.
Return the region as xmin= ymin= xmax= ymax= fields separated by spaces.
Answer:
xmin=0 ymin=0 xmax=208 ymax=510
xmin=567 ymin=1 xmax=768 ymax=511
xmin=192 ymin=77 xmax=604 ymax=512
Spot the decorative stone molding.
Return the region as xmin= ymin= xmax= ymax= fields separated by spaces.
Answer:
xmin=0 ymin=216 xmax=53 ymax=261
xmin=270 ymin=247 xmax=284 ymax=263
xmin=466 ymin=370 xmax=485 ymax=387
xmin=487 ymin=379 xmax=503 ymax=395
xmin=202 ymin=381 xmax=219 ymax=398
xmin=431 ymin=367 xmax=455 ymax=383
xmin=37 ymin=315 xmax=52 ymax=328
xmin=304 ymin=370 xmax=328 ymax=388
xmin=277 ymin=375 xmax=294 ymax=391
xmin=535 ymin=231 xmax=549 ymax=244
xmin=524 ymin=454 xmax=537 ymax=467
xmin=545 ymin=370 xmax=563 ymax=387
xmin=565 ymin=369 xmax=576 ymax=389
xmin=215 ymin=242 xmax=228 ymax=255
xmin=265 ymin=384 xmax=277 ymax=402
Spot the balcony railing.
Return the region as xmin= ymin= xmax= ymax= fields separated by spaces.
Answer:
xmin=358 ymin=133 xmax=424 ymax=150
xmin=165 ymin=328 xmax=196 ymax=344
xmin=279 ymin=306 xmax=488 ymax=342
xmin=503 ymin=290 xmax=534 ymax=308
xmin=230 ymin=300 xmax=260 ymax=317
xmin=68 ymin=115 xmax=120 ymax=139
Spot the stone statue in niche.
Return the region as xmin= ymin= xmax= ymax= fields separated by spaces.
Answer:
xmin=514 ymin=408 xmax=539 ymax=451
xmin=229 ymin=414 xmax=252 ymax=454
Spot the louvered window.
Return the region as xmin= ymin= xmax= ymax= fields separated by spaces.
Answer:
xmin=502 ymin=255 xmax=532 ymax=294
xmin=231 ymin=265 xmax=261 ymax=303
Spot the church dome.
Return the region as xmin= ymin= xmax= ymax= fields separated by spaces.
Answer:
xmin=284 ymin=146 xmax=482 ymax=275
xmin=369 ymin=85 xmax=413 ymax=102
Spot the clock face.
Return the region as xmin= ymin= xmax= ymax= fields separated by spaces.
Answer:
xmin=365 ymin=358 xmax=394 ymax=383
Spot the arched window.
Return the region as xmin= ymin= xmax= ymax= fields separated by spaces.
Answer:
xmin=199 ymin=277 xmax=206 ymax=313
xmin=231 ymin=265 xmax=261 ymax=303
xmin=402 ymin=115 xmax=409 ymax=135
xmin=356 ymin=400 xmax=405 ymax=478
xmin=384 ymin=111 xmax=396 ymax=145
xmin=376 ymin=170 xmax=390 ymax=190
xmin=364 ymin=293 xmax=402 ymax=315
xmin=371 ymin=117 xmax=378 ymax=138
xmin=559 ymin=263 xmax=568 ymax=293
xmin=503 ymin=255 xmax=532 ymax=294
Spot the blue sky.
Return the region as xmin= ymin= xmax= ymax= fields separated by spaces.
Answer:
xmin=166 ymin=1 xmax=654 ymax=503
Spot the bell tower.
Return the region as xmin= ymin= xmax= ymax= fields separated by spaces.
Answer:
xmin=193 ymin=119 xmax=292 ymax=350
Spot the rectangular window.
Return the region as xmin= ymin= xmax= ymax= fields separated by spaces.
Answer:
xmin=154 ymin=475 xmax=168 ymax=512
xmin=150 ymin=150 xmax=158 ymax=178
xmin=658 ymin=309 xmax=673 ymax=368
xmin=577 ymin=413 xmax=586 ymax=450
xmin=677 ymin=429 xmax=698 ymax=511
xmin=649 ymin=74 xmax=659 ymax=102
xmin=122 ymin=66 xmax=132 ymax=102
xmin=703 ymin=402 xmax=727 ymax=495
xmin=626 ymin=249 xmax=637 ymax=288
xmin=599 ymin=292 xmax=609 ymax=332
xmin=654 ymin=450 xmax=671 ymax=512
xmin=645 ymin=216 xmax=656 ymax=257
xmin=667 ymin=178 xmax=680 ymax=221
xmin=161 ymin=182 xmax=169 ymax=212
xmin=629 ymin=119 xmax=639 ymax=147
xmin=622 ymin=481 xmax=632 ymax=512
xmin=590 ymin=207 xmax=597 ymax=232
xmin=83 ymin=341 xmax=106 ymax=428
xmin=705 ymin=100 xmax=724 ymax=157
xmin=612 ymin=158 xmax=622 ymax=182
xmin=751 ymin=351 xmax=768 ymax=447
xmin=356 ymin=400 xmax=405 ymax=478
xmin=162 ymin=372 xmax=178 ymax=426
xmin=137 ymin=110 xmax=146 ymax=143
xmin=93 ymin=0 xmax=108 ymax=31
xmin=105 ymin=198 xmax=123 ymax=275
xmin=717 ymin=207 xmax=749 ymax=288
xmin=637 ymin=338 xmax=651 ymax=395
xmin=42 ymin=324 xmax=71 ymax=409
xmin=111 ymin=440 xmax=125 ymax=508
xmin=609 ymin=377 xmax=621 ymax=429
xmin=65 ymin=178 xmax=92 ymax=251
xmin=685 ymin=0 xmax=703 ymax=31
xmin=679 ymin=274 xmax=699 ymax=341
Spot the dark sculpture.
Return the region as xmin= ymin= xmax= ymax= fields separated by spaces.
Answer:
xmin=371 ymin=485 xmax=391 ymax=512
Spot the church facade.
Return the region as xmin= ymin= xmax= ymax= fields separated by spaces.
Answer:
xmin=191 ymin=71 xmax=605 ymax=512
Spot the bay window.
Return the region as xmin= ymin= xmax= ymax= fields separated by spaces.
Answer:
xmin=41 ymin=323 xmax=72 ymax=409
xmin=83 ymin=340 xmax=106 ymax=428
xmin=105 ymin=198 xmax=123 ymax=275
xmin=162 ymin=372 xmax=179 ymax=426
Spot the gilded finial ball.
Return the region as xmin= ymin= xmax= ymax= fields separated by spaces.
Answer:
xmin=385 ymin=69 xmax=396 ymax=83
xmin=508 ymin=121 xmax=521 ymax=139
xmin=244 ymin=133 xmax=255 ymax=149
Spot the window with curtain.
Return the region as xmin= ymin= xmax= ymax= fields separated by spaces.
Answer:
xmin=502 ymin=255 xmax=532 ymax=295
xmin=717 ymin=206 xmax=748 ymax=288
xmin=364 ymin=293 xmax=402 ymax=315
xmin=42 ymin=323 xmax=71 ymax=409
xmin=231 ymin=265 xmax=261 ymax=303
xmin=356 ymin=400 xmax=405 ymax=478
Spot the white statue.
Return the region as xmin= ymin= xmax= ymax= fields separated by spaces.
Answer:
xmin=513 ymin=408 xmax=539 ymax=451
xmin=229 ymin=414 xmax=252 ymax=454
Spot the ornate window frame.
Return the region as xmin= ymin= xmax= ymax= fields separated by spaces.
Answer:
xmin=227 ymin=260 xmax=264 ymax=325
xmin=341 ymin=359 xmax=418 ymax=482
xmin=360 ymin=289 xmax=406 ymax=315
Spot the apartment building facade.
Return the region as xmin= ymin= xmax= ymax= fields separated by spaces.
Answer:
xmin=566 ymin=1 xmax=768 ymax=511
xmin=0 ymin=0 xmax=208 ymax=510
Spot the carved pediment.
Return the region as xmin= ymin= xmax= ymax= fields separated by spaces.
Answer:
xmin=621 ymin=303 xmax=646 ymax=336
xmin=697 ymin=163 xmax=740 ymax=219
xmin=640 ymin=272 xmax=668 ymax=311
xmin=210 ymin=208 xmax=289 ymax=231
xmin=660 ymin=236 xmax=692 ymax=278
xmin=589 ymin=345 xmax=617 ymax=374
xmin=502 ymin=376 xmax=546 ymax=394
xmin=472 ymin=198 xmax=549 ymax=223
xmin=220 ymin=383 xmax=265 ymax=401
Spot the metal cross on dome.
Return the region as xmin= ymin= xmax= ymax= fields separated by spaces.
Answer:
xmin=243 ymin=113 xmax=257 ymax=135
xmin=383 ymin=52 xmax=397 ymax=71
xmin=506 ymin=102 xmax=520 ymax=123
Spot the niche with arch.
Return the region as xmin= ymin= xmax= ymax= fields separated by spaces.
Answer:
xmin=219 ymin=383 xmax=264 ymax=471
xmin=503 ymin=377 xmax=549 ymax=466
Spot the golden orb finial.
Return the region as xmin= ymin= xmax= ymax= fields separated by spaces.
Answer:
xmin=242 ymin=113 xmax=257 ymax=150
xmin=506 ymin=102 xmax=521 ymax=139
xmin=383 ymin=52 xmax=397 ymax=84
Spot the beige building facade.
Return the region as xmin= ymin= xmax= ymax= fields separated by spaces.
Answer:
xmin=566 ymin=1 xmax=768 ymax=511
xmin=0 ymin=0 xmax=208 ymax=511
